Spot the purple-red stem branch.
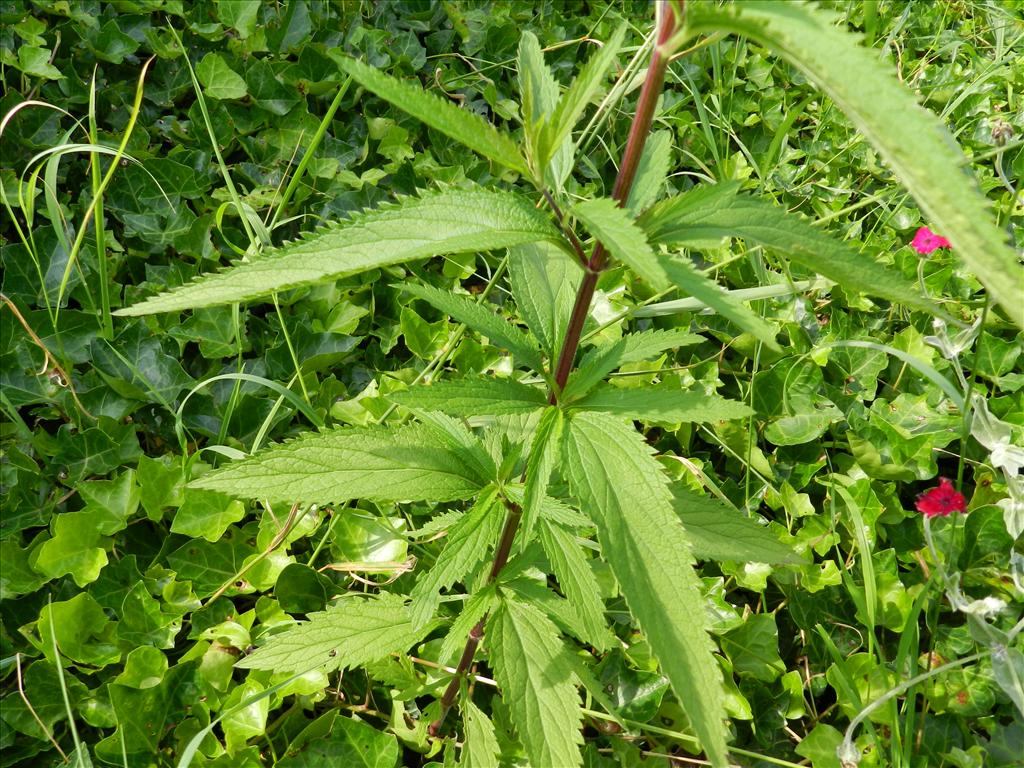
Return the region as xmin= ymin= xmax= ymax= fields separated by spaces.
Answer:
xmin=429 ymin=1 xmax=681 ymax=736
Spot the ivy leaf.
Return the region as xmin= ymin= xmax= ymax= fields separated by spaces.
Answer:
xmin=169 ymin=488 xmax=246 ymax=543
xmin=334 ymin=55 xmax=528 ymax=175
xmin=389 ymin=378 xmax=548 ymax=417
xmin=570 ymin=384 xmax=753 ymax=423
xmin=573 ymin=197 xmax=669 ymax=289
xmin=237 ymin=593 xmax=434 ymax=673
xmin=397 ymin=282 xmax=545 ymax=372
xmin=34 ymin=512 xmax=109 ymax=587
xmin=409 ymin=487 xmax=504 ymax=630
xmin=563 ymin=411 xmax=729 ymax=767
xmin=684 ymin=2 xmax=1022 ymax=325
xmin=488 ymin=598 xmax=584 ymax=768
xmin=196 ymin=53 xmax=248 ymax=100
xmin=118 ymin=188 xmax=561 ymax=315
xmin=189 ymin=424 xmax=486 ymax=505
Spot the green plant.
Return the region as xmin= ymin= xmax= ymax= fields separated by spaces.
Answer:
xmin=106 ymin=2 xmax=1021 ymax=766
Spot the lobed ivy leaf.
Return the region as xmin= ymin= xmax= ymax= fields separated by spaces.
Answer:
xmin=190 ymin=423 xmax=486 ymax=505
xmin=119 ymin=188 xmax=561 ymax=315
xmin=237 ymin=593 xmax=434 ymax=673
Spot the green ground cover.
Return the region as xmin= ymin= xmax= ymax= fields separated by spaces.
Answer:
xmin=1 ymin=1 xmax=1022 ymax=766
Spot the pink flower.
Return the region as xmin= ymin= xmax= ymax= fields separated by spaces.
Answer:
xmin=916 ymin=477 xmax=967 ymax=518
xmin=911 ymin=226 xmax=952 ymax=254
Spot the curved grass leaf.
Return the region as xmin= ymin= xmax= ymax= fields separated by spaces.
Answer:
xmin=390 ymin=378 xmax=547 ymax=417
xmin=573 ymin=197 xmax=669 ymax=289
xmin=236 ymin=593 xmax=431 ymax=673
xmin=119 ymin=188 xmax=559 ymax=315
xmin=190 ymin=424 xmax=485 ymax=505
xmin=643 ymin=187 xmax=935 ymax=314
xmin=563 ymin=411 xmax=729 ymax=767
xmin=570 ymin=384 xmax=753 ymax=423
xmin=488 ymin=598 xmax=584 ymax=768
xmin=397 ymin=282 xmax=545 ymax=372
xmin=684 ymin=1 xmax=1022 ymax=326
xmin=334 ymin=55 xmax=528 ymax=176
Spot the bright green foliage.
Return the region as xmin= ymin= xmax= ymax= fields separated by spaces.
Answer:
xmin=518 ymin=31 xmax=571 ymax=189
xmin=237 ymin=593 xmax=432 ymax=673
xmin=643 ymin=182 xmax=936 ymax=314
xmin=671 ymin=488 xmax=802 ymax=564
xmin=684 ymin=1 xmax=1023 ymax=325
xmin=573 ymin=197 xmax=670 ymax=289
xmin=119 ymin=188 xmax=560 ymax=315
xmin=563 ymin=411 xmax=730 ymax=767
xmin=409 ymin=487 xmax=503 ymax=630
xmin=561 ymin=329 xmax=703 ymax=401
xmin=461 ymin=697 xmax=501 ymax=768
xmin=190 ymin=424 xmax=486 ymax=505
xmin=520 ymin=406 xmax=564 ymax=540
xmin=626 ymin=130 xmax=673 ymax=214
xmin=571 ymin=384 xmax=753 ymax=423
xmin=398 ymin=282 xmax=545 ymax=372
xmin=334 ymin=55 xmax=528 ymax=176
xmin=389 ymin=378 xmax=547 ymax=416
xmin=538 ymin=518 xmax=609 ymax=650
xmin=509 ymin=242 xmax=582 ymax=360
xmin=539 ymin=26 xmax=627 ymax=177
xmin=488 ymin=598 xmax=585 ymax=768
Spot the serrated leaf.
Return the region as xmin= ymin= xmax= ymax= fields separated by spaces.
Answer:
xmin=237 ymin=593 xmax=431 ymax=673
xmin=643 ymin=187 xmax=934 ymax=315
xmin=119 ymin=188 xmax=559 ymax=315
xmin=489 ymin=598 xmax=584 ymax=768
xmin=671 ymin=488 xmax=801 ymax=564
xmin=625 ymin=130 xmax=672 ymax=215
xmin=440 ymin=586 xmax=498 ymax=663
xmin=190 ymin=423 xmax=485 ymax=505
xmin=461 ymin=697 xmax=501 ymax=768
xmin=410 ymin=487 xmax=503 ymax=630
xmin=571 ymin=384 xmax=752 ymax=423
xmin=573 ymin=197 xmax=669 ymax=289
xmin=540 ymin=26 xmax=626 ymax=173
xmin=660 ymin=255 xmax=782 ymax=351
xmin=563 ymin=412 xmax=729 ymax=767
xmin=334 ymin=55 xmax=528 ymax=175
xmin=684 ymin=2 xmax=1022 ymax=325
xmin=562 ymin=329 xmax=703 ymax=401
xmin=509 ymin=242 xmax=583 ymax=361
xmin=538 ymin=519 xmax=608 ymax=650
xmin=521 ymin=407 xmax=563 ymax=541
xmin=389 ymin=378 xmax=547 ymax=417
xmin=398 ymin=282 xmax=545 ymax=372
xmin=518 ymin=31 xmax=571 ymax=189
xmin=409 ymin=410 xmax=497 ymax=487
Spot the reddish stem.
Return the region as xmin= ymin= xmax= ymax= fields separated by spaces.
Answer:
xmin=429 ymin=1 xmax=681 ymax=735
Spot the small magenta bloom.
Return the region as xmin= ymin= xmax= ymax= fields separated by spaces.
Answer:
xmin=911 ymin=226 xmax=952 ymax=254
xmin=916 ymin=477 xmax=967 ymax=518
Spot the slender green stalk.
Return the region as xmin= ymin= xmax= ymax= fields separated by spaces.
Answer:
xmin=87 ymin=71 xmax=113 ymax=339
